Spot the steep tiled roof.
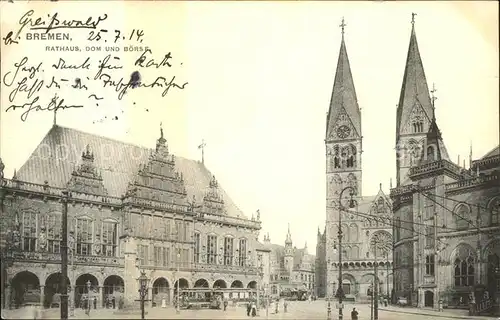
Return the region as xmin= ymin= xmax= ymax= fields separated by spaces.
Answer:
xmin=481 ymin=145 xmax=500 ymax=159
xmin=396 ymin=23 xmax=434 ymax=139
xmin=16 ymin=125 xmax=247 ymax=218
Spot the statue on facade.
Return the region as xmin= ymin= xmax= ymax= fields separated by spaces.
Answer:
xmin=94 ymin=234 xmax=101 ymax=255
xmin=38 ymin=226 xmax=48 ymax=252
xmin=11 ymin=215 xmax=21 ymax=250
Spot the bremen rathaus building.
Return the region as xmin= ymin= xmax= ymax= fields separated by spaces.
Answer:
xmin=0 ymin=124 xmax=266 ymax=309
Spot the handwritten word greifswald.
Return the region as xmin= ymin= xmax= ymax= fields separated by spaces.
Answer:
xmin=14 ymin=10 xmax=108 ymax=40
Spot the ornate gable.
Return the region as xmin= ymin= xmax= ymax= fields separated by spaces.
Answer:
xmin=66 ymin=145 xmax=109 ymax=195
xmin=202 ymin=175 xmax=226 ymax=215
xmin=402 ymin=101 xmax=430 ymax=135
xmin=123 ymin=126 xmax=187 ymax=203
xmin=328 ymin=106 xmax=359 ymax=140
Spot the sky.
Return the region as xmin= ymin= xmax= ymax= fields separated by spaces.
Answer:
xmin=1 ymin=1 xmax=498 ymax=252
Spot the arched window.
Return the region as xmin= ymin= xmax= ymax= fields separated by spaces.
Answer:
xmin=341 ymin=224 xmax=349 ymax=242
xmin=22 ymin=211 xmax=38 ymax=252
xmin=76 ymin=217 xmax=93 ymax=255
xmin=341 ymin=146 xmax=349 ymax=168
xmin=346 ymin=145 xmax=357 ymax=168
xmin=488 ymin=197 xmax=499 ymax=226
xmin=427 ymin=146 xmax=435 ymax=161
xmin=455 ymin=204 xmax=471 ymax=230
xmin=333 ymin=145 xmax=341 ymax=169
xmin=377 ymin=198 xmax=385 ymax=213
xmin=351 ymin=246 xmax=360 ymax=259
xmin=193 ymin=232 xmax=200 ymax=263
xmin=349 ymin=224 xmax=358 ymax=242
xmin=454 ymin=245 xmax=475 ymax=287
xmin=425 ymin=255 xmax=435 ymax=275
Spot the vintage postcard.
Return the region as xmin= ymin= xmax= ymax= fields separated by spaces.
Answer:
xmin=0 ymin=1 xmax=498 ymax=319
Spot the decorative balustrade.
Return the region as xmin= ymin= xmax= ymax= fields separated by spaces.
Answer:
xmin=1 ymin=178 xmax=122 ymax=205
xmin=125 ymin=197 xmax=191 ymax=214
xmin=409 ymin=160 xmax=462 ymax=178
xmin=446 ymin=173 xmax=499 ymax=192
xmin=10 ymin=250 xmax=124 ymax=266
xmin=390 ymin=184 xmax=414 ymax=196
xmin=200 ymin=211 xmax=260 ymax=229
xmin=194 ymin=262 xmax=258 ymax=274
xmin=472 ymin=155 xmax=500 ymax=169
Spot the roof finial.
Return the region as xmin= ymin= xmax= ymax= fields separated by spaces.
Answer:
xmin=390 ymin=178 xmax=393 ymax=189
xmin=160 ymin=122 xmax=164 ymax=139
xmin=53 ymin=108 xmax=57 ymax=126
xmin=431 ymin=83 xmax=438 ymax=110
xmin=457 ymin=154 xmax=460 ymax=166
xmin=340 ymin=17 xmax=346 ymax=37
xmin=379 ymin=183 xmax=382 ymax=191
xmin=198 ymin=139 xmax=206 ymax=164
xmin=469 ymin=142 xmax=473 ymax=168
xmin=411 ymin=12 xmax=417 ymax=26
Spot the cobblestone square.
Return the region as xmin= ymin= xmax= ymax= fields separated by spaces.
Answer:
xmin=3 ymin=300 xmax=494 ymax=320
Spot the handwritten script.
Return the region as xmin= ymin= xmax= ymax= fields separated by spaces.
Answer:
xmin=1 ymin=9 xmax=189 ymax=122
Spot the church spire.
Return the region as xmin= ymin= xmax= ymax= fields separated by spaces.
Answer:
xmin=325 ymin=17 xmax=361 ymax=140
xmin=395 ymin=13 xmax=434 ymax=138
xmin=285 ymin=223 xmax=292 ymax=245
xmin=420 ymin=83 xmax=450 ymax=163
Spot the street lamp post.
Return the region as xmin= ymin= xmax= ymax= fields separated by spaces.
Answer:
xmin=60 ymin=190 xmax=69 ymax=320
xmin=385 ymin=253 xmax=389 ymax=300
xmin=68 ymin=231 xmax=75 ymax=317
xmin=336 ymin=186 xmax=356 ymax=320
xmin=86 ymin=280 xmax=91 ymax=315
xmin=257 ymin=262 xmax=264 ymax=316
xmin=138 ymin=271 xmax=148 ymax=320
xmin=176 ymin=248 xmax=180 ymax=314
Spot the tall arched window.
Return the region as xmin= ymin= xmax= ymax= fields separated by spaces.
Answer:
xmin=341 ymin=146 xmax=349 ymax=168
xmin=349 ymin=224 xmax=358 ymax=242
xmin=455 ymin=204 xmax=471 ymax=230
xmin=351 ymin=245 xmax=360 ymax=259
xmin=427 ymin=146 xmax=435 ymax=161
xmin=488 ymin=197 xmax=499 ymax=226
xmin=346 ymin=145 xmax=357 ymax=168
xmin=453 ymin=245 xmax=476 ymax=287
xmin=22 ymin=211 xmax=38 ymax=252
xmin=333 ymin=145 xmax=341 ymax=169
xmin=341 ymin=224 xmax=349 ymax=242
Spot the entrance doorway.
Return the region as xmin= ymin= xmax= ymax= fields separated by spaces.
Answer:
xmin=424 ymin=290 xmax=434 ymax=308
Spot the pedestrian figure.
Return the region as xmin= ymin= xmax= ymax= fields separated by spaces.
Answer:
xmin=247 ymin=301 xmax=251 ymax=316
xmin=93 ymin=296 xmax=97 ymax=309
xmin=351 ymin=307 xmax=359 ymax=320
xmin=275 ymin=299 xmax=279 ymax=314
xmin=223 ymin=298 xmax=228 ymax=311
xmin=251 ymin=300 xmax=257 ymax=317
xmin=284 ymin=300 xmax=288 ymax=313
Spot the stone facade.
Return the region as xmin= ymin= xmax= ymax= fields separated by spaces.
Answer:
xmin=316 ymin=22 xmax=394 ymax=301
xmin=263 ymin=227 xmax=315 ymax=298
xmin=390 ymin=19 xmax=500 ymax=313
xmin=0 ymin=124 xmax=266 ymax=310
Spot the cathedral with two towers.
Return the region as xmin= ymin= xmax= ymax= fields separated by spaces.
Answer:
xmin=316 ymin=14 xmax=499 ymax=314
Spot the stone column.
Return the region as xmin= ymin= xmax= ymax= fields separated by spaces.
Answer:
xmin=40 ymin=286 xmax=45 ymax=307
xmin=148 ymin=287 xmax=152 ymax=307
xmin=169 ymin=288 xmax=173 ymax=305
xmin=97 ymin=286 xmax=102 ymax=309
xmin=121 ymin=235 xmax=139 ymax=308
xmin=5 ymin=285 xmax=11 ymax=309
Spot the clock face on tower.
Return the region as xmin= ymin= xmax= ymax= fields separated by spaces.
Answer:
xmin=336 ymin=125 xmax=351 ymax=139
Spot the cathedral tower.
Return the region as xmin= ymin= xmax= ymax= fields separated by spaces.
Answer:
xmin=395 ymin=15 xmax=435 ymax=186
xmin=325 ymin=18 xmax=362 ymax=297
